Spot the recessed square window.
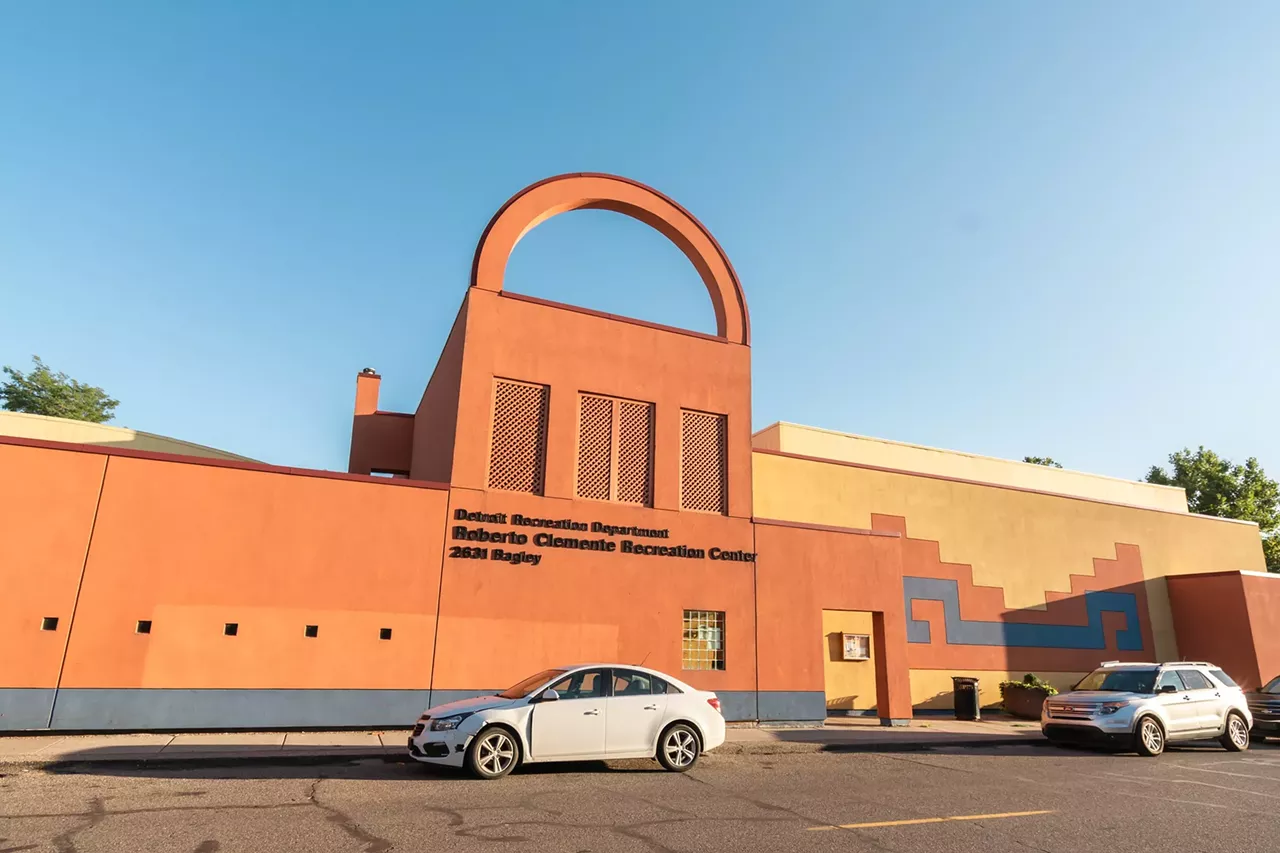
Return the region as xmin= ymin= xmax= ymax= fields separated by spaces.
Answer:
xmin=681 ymin=610 xmax=725 ymax=671
xmin=379 ymin=628 xmax=392 ymax=641
xmin=304 ymin=625 xmax=319 ymax=638
xmin=41 ymin=616 xmax=59 ymax=631
xmin=136 ymin=620 xmax=152 ymax=635
xmin=224 ymin=622 xmax=239 ymax=636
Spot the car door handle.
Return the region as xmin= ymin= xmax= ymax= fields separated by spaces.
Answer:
xmin=643 ymin=705 xmax=658 ymax=711
xmin=583 ymin=709 xmax=600 ymax=716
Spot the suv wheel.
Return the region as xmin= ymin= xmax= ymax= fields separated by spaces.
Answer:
xmin=1135 ymin=716 xmax=1165 ymax=757
xmin=1220 ymin=712 xmax=1250 ymax=752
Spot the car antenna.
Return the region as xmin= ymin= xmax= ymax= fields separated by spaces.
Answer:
xmin=637 ymin=652 xmax=650 ymax=668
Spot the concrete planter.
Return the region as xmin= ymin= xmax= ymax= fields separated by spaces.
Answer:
xmin=1001 ymin=684 xmax=1053 ymax=720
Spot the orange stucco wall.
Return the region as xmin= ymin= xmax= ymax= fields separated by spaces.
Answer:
xmin=349 ymin=412 xmax=415 ymax=476
xmin=1243 ymin=573 xmax=1280 ymax=687
xmin=432 ymin=487 xmax=757 ymax=695
xmin=410 ymin=297 xmax=469 ymax=483
xmin=0 ymin=443 xmax=105 ymax=689
xmin=449 ymin=289 xmax=753 ymax=519
xmin=55 ymin=452 xmax=449 ymax=690
xmin=1169 ymin=572 xmax=1280 ymax=690
xmin=753 ymin=521 xmax=913 ymax=720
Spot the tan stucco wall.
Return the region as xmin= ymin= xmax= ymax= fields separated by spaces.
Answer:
xmin=753 ymin=422 xmax=1189 ymax=513
xmin=752 ymin=450 xmax=1266 ymax=662
xmin=909 ymin=670 xmax=1087 ymax=710
xmin=0 ymin=411 xmax=254 ymax=462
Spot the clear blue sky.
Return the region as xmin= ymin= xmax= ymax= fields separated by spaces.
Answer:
xmin=3 ymin=2 xmax=1278 ymax=480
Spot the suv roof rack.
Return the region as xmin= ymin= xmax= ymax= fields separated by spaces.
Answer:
xmin=1163 ymin=661 xmax=1214 ymax=667
xmin=1100 ymin=660 xmax=1157 ymax=667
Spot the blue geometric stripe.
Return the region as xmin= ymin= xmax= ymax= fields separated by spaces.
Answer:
xmin=903 ymin=577 xmax=1144 ymax=651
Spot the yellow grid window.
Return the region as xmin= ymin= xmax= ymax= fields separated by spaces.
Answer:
xmin=682 ymin=610 xmax=725 ymax=671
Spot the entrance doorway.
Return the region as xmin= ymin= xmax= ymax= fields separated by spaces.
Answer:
xmin=822 ymin=610 xmax=878 ymax=716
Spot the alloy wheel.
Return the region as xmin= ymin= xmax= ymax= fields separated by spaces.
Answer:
xmin=1141 ymin=720 xmax=1163 ymax=754
xmin=477 ymin=731 xmax=516 ymax=776
xmin=664 ymin=729 xmax=697 ymax=767
xmin=1229 ymin=716 xmax=1249 ymax=749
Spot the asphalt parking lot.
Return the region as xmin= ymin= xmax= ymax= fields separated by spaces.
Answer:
xmin=2 ymin=740 xmax=1279 ymax=852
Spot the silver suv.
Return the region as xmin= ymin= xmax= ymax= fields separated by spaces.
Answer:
xmin=1041 ymin=661 xmax=1253 ymax=756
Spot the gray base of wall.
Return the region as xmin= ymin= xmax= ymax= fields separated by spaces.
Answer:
xmin=2 ymin=688 xmax=834 ymax=732
xmin=757 ymin=691 xmax=826 ymax=722
xmin=0 ymin=689 xmax=56 ymax=731
xmin=45 ymin=689 xmax=433 ymax=732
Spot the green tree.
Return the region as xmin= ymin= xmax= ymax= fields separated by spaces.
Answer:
xmin=1023 ymin=456 xmax=1063 ymax=468
xmin=1 ymin=355 xmax=119 ymax=423
xmin=1145 ymin=447 xmax=1280 ymax=573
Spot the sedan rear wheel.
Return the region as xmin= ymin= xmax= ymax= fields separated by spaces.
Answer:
xmin=466 ymin=727 xmax=519 ymax=779
xmin=657 ymin=724 xmax=700 ymax=772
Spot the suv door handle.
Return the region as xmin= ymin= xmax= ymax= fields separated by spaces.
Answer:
xmin=583 ymin=709 xmax=600 ymax=716
xmin=1183 ymin=696 xmax=1192 ymax=701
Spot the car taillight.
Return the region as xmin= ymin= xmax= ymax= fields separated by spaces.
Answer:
xmin=707 ymin=697 xmax=721 ymax=713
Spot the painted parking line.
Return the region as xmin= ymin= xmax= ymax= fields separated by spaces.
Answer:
xmin=807 ymin=810 xmax=1055 ymax=831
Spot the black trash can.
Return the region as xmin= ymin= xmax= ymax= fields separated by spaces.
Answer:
xmin=952 ymin=676 xmax=980 ymax=721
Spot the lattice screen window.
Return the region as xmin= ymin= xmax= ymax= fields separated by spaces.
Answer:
xmin=487 ymin=379 xmax=549 ymax=494
xmin=575 ymin=394 xmax=654 ymax=506
xmin=682 ymin=610 xmax=726 ymax=671
xmin=680 ymin=409 xmax=727 ymax=514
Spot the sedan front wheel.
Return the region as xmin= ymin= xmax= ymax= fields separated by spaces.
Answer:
xmin=466 ymin=727 xmax=519 ymax=779
xmin=657 ymin=723 xmax=701 ymax=772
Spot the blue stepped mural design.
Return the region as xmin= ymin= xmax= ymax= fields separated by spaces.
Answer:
xmin=903 ymin=577 xmax=1144 ymax=651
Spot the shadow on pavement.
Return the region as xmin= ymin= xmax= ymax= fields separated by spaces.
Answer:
xmin=41 ymin=751 xmax=671 ymax=781
xmin=34 ymin=735 xmax=1277 ymax=780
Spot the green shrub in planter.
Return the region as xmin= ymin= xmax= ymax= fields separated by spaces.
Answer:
xmin=999 ymin=674 xmax=1059 ymax=719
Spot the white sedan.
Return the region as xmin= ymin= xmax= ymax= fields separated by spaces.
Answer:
xmin=407 ymin=664 xmax=727 ymax=779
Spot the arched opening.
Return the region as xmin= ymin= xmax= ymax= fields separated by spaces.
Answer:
xmin=502 ymin=208 xmax=718 ymax=336
xmin=470 ymin=173 xmax=750 ymax=345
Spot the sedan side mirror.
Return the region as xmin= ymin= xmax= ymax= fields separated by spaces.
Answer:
xmin=1160 ymin=684 xmax=1179 ymax=694
xmin=537 ymin=689 xmax=560 ymax=703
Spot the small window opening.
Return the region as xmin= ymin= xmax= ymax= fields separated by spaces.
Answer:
xmin=304 ymin=624 xmax=319 ymax=638
xmin=41 ymin=616 xmax=59 ymax=631
xmin=136 ymin=620 xmax=152 ymax=634
xmin=224 ymin=622 xmax=239 ymax=636
xmin=379 ymin=628 xmax=393 ymax=640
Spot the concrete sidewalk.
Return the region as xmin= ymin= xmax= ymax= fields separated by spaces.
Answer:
xmin=0 ymin=716 xmax=1047 ymax=767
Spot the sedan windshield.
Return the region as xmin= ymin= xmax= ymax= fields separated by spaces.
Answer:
xmin=1263 ymin=676 xmax=1280 ymax=695
xmin=498 ymin=669 xmax=565 ymax=699
xmin=1073 ymin=668 xmax=1157 ymax=694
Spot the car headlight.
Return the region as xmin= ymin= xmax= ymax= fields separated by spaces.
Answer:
xmin=429 ymin=712 xmax=474 ymax=731
xmin=1099 ymin=702 xmax=1130 ymax=715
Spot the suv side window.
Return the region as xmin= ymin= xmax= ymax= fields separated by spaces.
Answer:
xmin=1156 ymin=670 xmax=1186 ymax=692
xmin=1209 ymin=669 xmax=1237 ymax=688
xmin=1179 ymin=670 xmax=1214 ymax=691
